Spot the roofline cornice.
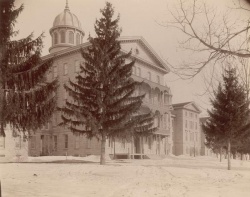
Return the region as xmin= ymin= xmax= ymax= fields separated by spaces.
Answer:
xmin=49 ymin=26 xmax=84 ymax=35
xmin=42 ymin=37 xmax=170 ymax=75
xmin=118 ymin=36 xmax=170 ymax=72
xmin=172 ymin=102 xmax=202 ymax=114
xmin=120 ymin=50 xmax=168 ymax=74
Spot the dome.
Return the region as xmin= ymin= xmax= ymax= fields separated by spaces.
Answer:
xmin=52 ymin=5 xmax=82 ymax=30
xmin=49 ymin=1 xmax=85 ymax=53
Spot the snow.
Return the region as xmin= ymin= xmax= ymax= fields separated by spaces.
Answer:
xmin=1 ymin=155 xmax=250 ymax=197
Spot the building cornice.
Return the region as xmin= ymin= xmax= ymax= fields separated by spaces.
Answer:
xmin=42 ymin=37 xmax=170 ymax=75
xmin=118 ymin=36 xmax=170 ymax=72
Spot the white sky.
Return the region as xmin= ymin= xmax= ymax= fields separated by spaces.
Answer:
xmin=13 ymin=0 xmax=250 ymax=116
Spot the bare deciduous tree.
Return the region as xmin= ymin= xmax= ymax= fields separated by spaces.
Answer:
xmin=160 ymin=0 xmax=250 ymax=79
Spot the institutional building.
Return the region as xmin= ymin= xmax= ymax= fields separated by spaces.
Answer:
xmin=200 ymin=117 xmax=214 ymax=156
xmin=0 ymin=125 xmax=28 ymax=162
xmin=28 ymin=3 xmax=174 ymax=158
xmin=172 ymin=102 xmax=202 ymax=156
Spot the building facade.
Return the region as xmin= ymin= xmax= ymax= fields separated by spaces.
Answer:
xmin=28 ymin=3 xmax=174 ymax=158
xmin=200 ymin=117 xmax=214 ymax=156
xmin=0 ymin=125 xmax=28 ymax=162
xmin=172 ymin=102 xmax=202 ymax=156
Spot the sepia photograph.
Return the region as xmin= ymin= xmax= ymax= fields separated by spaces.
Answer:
xmin=0 ymin=0 xmax=250 ymax=196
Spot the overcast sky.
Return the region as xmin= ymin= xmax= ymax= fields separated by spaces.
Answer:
xmin=14 ymin=0 xmax=250 ymax=116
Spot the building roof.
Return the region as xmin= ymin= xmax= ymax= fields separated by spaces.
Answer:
xmin=52 ymin=1 xmax=82 ymax=31
xmin=42 ymin=36 xmax=169 ymax=73
xmin=172 ymin=101 xmax=202 ymax=113
xmin=172 ymin=102 xmax=191 ymax=108
xmin=118 ymin=36 xmax=170 ymax=72
xmin=200 ymin=117 xmax=209 ymax=123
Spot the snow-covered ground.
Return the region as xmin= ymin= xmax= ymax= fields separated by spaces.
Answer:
xmin=0 ymin=155 xmax=250 ymax=197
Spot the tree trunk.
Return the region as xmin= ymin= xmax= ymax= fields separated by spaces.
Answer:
xmin=100 ymin=134 xmax=106 ymax=165
xmin=131 ymin=136 xmax=134 ymax=159
xmin=240 ymin=153 xmax=243 ymax=161
xmin=0 ymin=85 xmax=5 ymax=137
xmin=220 ymin=147 xmax=222 ymax=162
xmin=227 ymin=139 xmax=231 ymax=170
xmin=0 ymin=45 xmax=5 ymax=137
xmin=113 ymin=137 xmax=116 ymax=160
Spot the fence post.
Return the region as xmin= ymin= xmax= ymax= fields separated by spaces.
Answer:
xmin=0 ymin=180 xmax=2 ymax=197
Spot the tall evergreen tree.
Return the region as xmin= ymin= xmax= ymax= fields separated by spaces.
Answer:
xmin=203 ymin=66 xmax=249 ymax=170
xmin=0 ymin=0 xmax=57 ymax=137
xmin=60 ymin=2 xmax=156 ymax=165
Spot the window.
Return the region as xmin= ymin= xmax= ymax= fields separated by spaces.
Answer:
xmin=158 ymin=92 xmax=161 ymax=103
xmin=148 ymin=136 xmax=152 ymax=149
xmin=147 ymin=72 xmax=151 ymax=81
xmin=69 ymin=31 xmax=74 ymax=44
xmin=137 ymin=67 xmax=141 ymax=77
xmin=75 ymin=60 xmax=80 ymax=73
xmin=189 ymin=121 xmax=192 ymax=129
xmin=185 ymin=131 xmax=188 ymax=141
xmin=121 ymin=139 xmax=126 ymax=149
xmin=0 ymin=137 xmax=5 ymax=149
xmin=157 ymin=116 xmax=160 ymax=128
xmin=76 ymin=33 xmax=80 ymax=45
xmin=31 ymin=136 xmax=36 ymax=149
xmin=63 ymin=63 xmax=68 ymax=75
xmin=157 ymin=75 xmax=160 ymax=84
xmin=60 ymin=31 xmax=66 ymax=43
xmin=132 ymin=67 xmax=135 ymax=74
xmin=52 ymin=113 xmax=57 ymax=126
xmin=185 ymin=120 xmax=188 ymax=128
xmin=53 ymin=135 xmax=57 ymax=151
xmin=42 ymin=122 xmax=49 ymax=130
xmin=15 ymin=136 xmax=21 ymax=149
xmin=53 ymin=66 xmax=58 ymax=78
xmin=54 ymin=32 xmax=58 ymax=44
xmin=75 ymin=134 xmax=80 ymax=149
xmin=196 ymin=133 xmax=198 ymax=141
xmin=164 ymin=114 xmax=167 ymax=129
xmin=108 ymin=137 xmax=113 ymax=148
xmin=195 ymin=122 xmax=197 ymax=130
xmin=185 ymin=111 xmax=187 ymax=117
xmin=64 ymin=134 xmax=68 ymax=149
xmin=87 ymin=138 xmax=91 ymax=148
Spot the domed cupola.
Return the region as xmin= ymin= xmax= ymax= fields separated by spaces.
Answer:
xmin=49 ymin=0 xmax=85 ymax=53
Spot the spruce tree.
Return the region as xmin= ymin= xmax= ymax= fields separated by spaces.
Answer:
xmin=0 ymin=0 xmax=57 ymax=137
xmin=203 ymin=66 xmax=249 ymax=170
xmin=60 ymin=2 xmax=155 ymax=165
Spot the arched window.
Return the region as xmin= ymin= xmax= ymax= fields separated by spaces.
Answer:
xmin=157 ymin=116 xmax=160 ymax=127
xmin=60 ymin=31 xmax=66 ymax=43
xmin=54 ymin=32 xmax=58 ymax=44
xmin=76 ymin=33 xmax=80 ymax=45
xmin=69 ymin=31 xmax=74 ymax=44
xmin=158 ymin=92 xmax=161 ymax=103
xmin=137 ymin=67 xmax=141 ymax=77
xmin=147 ymin=72 xmax=151 ymax=81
